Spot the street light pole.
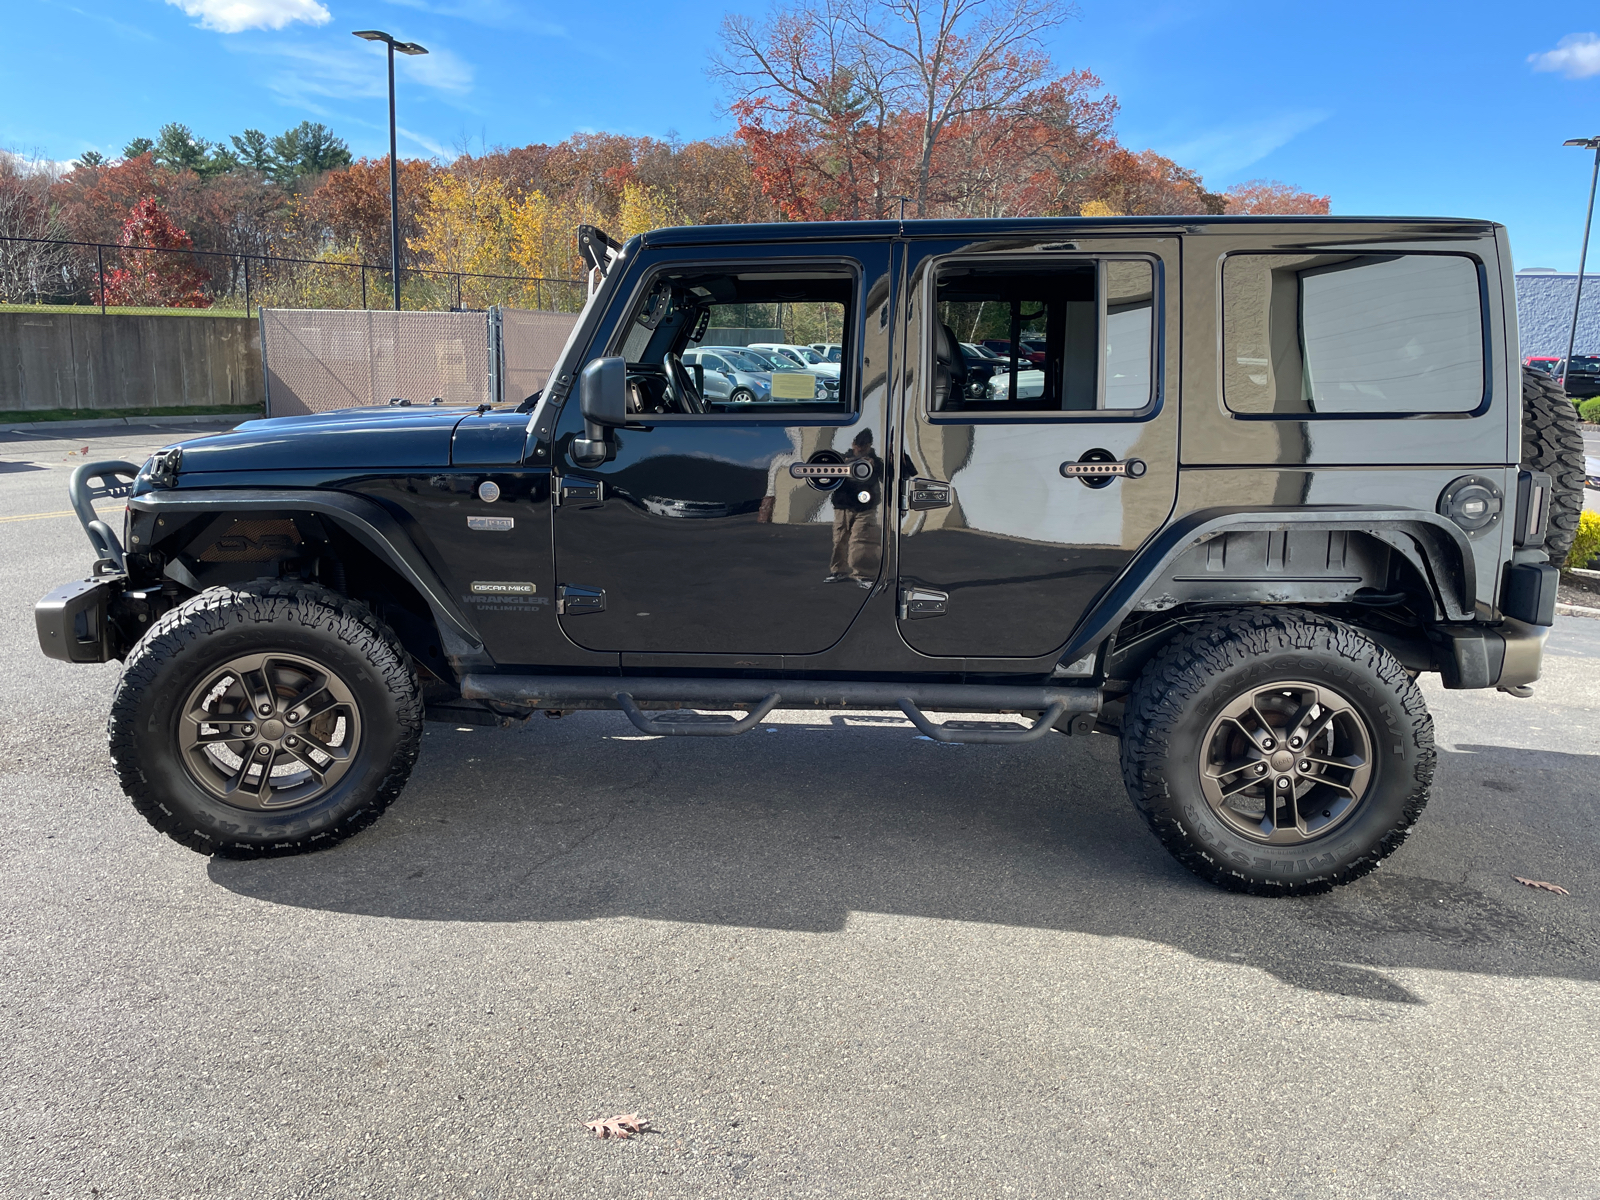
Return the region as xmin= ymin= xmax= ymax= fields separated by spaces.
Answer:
xmin=354 ymin=30 xmax=429 ymax=312
xmin=1561 ymin=136 xmax=1600 ymax=388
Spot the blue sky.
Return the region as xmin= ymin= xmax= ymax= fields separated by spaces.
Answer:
xmin=7 ymin=0 xmax=1600 ymax=269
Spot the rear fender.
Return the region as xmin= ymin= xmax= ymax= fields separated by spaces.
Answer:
xmin=1059 ymin=506 xmax=1477 ymax=667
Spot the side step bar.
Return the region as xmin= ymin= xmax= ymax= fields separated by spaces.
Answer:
xmin=459 ymin=674 xmax=1097 ymax=743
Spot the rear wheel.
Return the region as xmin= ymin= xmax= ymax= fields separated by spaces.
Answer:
xmin=109 ymin=581 xmax=422 ymax=857
xmin=1120 ymin=608 xmax=1435 ymax=895
xmin=1522 ymin=365 xmax=1586 ymax=563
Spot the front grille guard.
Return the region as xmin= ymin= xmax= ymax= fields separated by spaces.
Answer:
xmin=68 ymin=460 xmax=139 ymax=574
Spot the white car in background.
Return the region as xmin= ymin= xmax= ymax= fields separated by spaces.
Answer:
xmin=808 ymin=342 xmax=843 ymax=363
xmin=748 ymin=343 xmax=841 ymax=378
xmin=985 ymin=368 xmax=1046 ymax=402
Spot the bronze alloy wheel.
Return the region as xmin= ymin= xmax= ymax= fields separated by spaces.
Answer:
xmin=177 ymin=651 xmax=363 ymax=811
xmin=1198 ymin=681 xmax=1374 ymax=846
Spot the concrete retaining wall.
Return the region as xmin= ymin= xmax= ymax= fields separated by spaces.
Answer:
xmin=0 ymin=310 xmax=262 ymax=413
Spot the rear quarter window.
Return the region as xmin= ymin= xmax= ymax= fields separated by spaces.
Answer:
xmin=1222 ymin=252 xmax=1486 ymax=416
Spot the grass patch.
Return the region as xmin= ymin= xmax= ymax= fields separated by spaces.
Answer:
xmin=0 ymin=304 xmax=252 ymax=318
xmin=2 ymin=404 xmax=263 ymax=424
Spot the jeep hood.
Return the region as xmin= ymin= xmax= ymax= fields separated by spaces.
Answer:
xmin=168 ymin=407 xmax=474 ymax=475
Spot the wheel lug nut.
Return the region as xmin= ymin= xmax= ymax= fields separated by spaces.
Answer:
xmin=1261 ymin=739 xmax=1274 ymax=750
xmin=258 ymin=704 xmax=272 ymax=715
xmin=286 ymin=736 xmax=298 ymax=747
xmin=1289 ymin=737 xmax=1302 ymax=748
xmin=1277 ymin=777 xmax=1289 ymax=789
xmin=257 ymin=745 xmax=271 ymax=757
xmin=1299 ymin=760 xmax=1311 ymax=772
xmin=1256 ymin=764 xmax=1268 ymax=775
xmin=240 ymin=725 xmax=254 ymax=736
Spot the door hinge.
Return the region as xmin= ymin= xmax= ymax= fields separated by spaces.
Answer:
xmin=902 ymin=476 xmax=952 ymax=512
xmin=899 ymin=585 xmax=949 ymax=619
xmin=554 ymin=476 xmax=603 ymax=506
xmin=557 ymin=584 xmax=606 ymax=615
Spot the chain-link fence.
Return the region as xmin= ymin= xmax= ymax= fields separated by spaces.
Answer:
xmin=262 ymin=306 xmax=583 ymax=417
xmin=499 ymin=308 xmax=582 ymax=406
xmin=262 ymin=309 xmax=492 ymax=416
xmin=0 ymin=235 xmax=584 ymax=316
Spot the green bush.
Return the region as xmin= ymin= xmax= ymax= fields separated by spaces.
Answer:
xmin=1568 ymin=510 xmax=1600 ymax=570
xmin=1578 ymin=396 xmax=1600 ymax=424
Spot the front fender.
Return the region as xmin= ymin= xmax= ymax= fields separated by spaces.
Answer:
xmin=127 ymin=488 xmax=486 ymax=662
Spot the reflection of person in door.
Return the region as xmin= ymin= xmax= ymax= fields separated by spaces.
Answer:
xmin=825 ymin=428 xmax=882 ymax=587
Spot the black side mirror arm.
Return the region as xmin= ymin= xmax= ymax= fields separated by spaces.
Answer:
xmin=574 ymin=356 xmax=628 ymax=465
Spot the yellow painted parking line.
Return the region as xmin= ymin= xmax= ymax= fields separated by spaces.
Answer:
xmin=0 ymin=506 xmax=123 ymax=524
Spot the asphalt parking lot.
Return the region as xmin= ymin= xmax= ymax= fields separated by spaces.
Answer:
xmin=2 ymin=422 xmax=1597 ymax=1199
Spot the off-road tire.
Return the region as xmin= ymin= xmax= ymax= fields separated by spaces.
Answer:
xmin=1522 ymin=365 xmax=1586 ymax=563
xmin=1120 ymin=608 xmax=1435 ymax=896
xmin=108 ymin=581 xmax=423 ymax=858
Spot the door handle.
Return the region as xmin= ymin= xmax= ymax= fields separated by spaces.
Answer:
xmin=556 ymin=476 xmax=603 ymax=505
xmin=902 ymin=476 xmax=952 ymax=511
xmin=1060 ymin=456 xmax=1146 ymax=487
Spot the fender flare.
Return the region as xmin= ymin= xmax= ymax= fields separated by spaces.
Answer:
xmin=128 ymin=488 xmax=486 ymax=659
xmin=1058 ymin=505 xmax=1477 ymax=666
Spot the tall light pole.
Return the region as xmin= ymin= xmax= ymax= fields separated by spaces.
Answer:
xmin=1561 ymin=135 xmax=1600 ymax=387
xmin=354 ymin=30 xmax=428 ymax=311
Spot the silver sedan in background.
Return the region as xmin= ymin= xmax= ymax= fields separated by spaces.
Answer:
xmin=701 ymin=346 xmax=839 ymax=402
xmin=681 ymin=347 xmax=774 ymax=403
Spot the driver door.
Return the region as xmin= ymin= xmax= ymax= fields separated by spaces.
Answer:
xmin=549 ymin=241 xmax=896 ymax=656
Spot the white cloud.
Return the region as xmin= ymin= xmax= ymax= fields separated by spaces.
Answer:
xmin=1529 ymin=33 xmax=1600 ymax=79
xmin=1156 ymin=110 xmax=1330 ymax=181
xmin=398 ymin=46 xmax=475 ymax=95
xmin=397 ymin=126 xmax=452 ymax=159
xmin=248 ymin=40 xmax=477 ymax=109
xmin=165 ymin=0 xmax=332 ymax=34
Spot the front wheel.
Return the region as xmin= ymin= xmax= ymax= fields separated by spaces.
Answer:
xmin=729 ymin=387 xmax=756 ymax=404
xmin=108 ymin=581 xmax=423 ymax=858
xmin=1120 ymin=609 xmax=1435 ymax=896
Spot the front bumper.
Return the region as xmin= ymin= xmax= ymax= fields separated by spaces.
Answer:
xmin=36 ymin=575 xmax=124 ymax=664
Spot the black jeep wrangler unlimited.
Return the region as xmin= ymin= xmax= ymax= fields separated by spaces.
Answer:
xmin=37 ymin=216 xmax=1586 ymax=896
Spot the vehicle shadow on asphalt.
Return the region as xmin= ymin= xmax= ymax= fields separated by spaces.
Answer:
xmin=208 ymin=717 xmax=1598 ymax=1005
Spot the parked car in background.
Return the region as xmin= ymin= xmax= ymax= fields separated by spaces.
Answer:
xmin=748 ymin=343 xmax=842 ymax=378
xmin=980 ymin=338 xmax=1047 ymax=365
xmin=710 ymin=345 xmax=839 ymax=402
xmin=1560 ymin=354 xmax=1600 ymax=399
xmin=809 ymin=343 xmax=843 ymax=363
xmin=1524 ymin=355 xmax=1561 ymax=377
xmin=957 ymin=342 xmax=1003 ymax=398
xmin=680 ymin=347 xmax=773 ymax=404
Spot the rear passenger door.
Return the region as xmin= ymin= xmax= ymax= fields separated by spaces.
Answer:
xmin=896 ymin=237 xmax=1180 ymax=659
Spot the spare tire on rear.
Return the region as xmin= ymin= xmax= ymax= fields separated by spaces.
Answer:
xmin=1522 ymin=365 xmax=1586 ymax=563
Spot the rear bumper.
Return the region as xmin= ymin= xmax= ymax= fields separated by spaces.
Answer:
xmin=36 ymin=576 xmax=124 ymax=664
xmin=1432 ymin=617 xmax=1546 ymax=690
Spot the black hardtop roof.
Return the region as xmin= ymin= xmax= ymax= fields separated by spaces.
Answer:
xmin=641 ymin=214 xmax=1500 ymax=247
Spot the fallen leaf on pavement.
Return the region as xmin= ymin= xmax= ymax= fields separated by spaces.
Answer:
xmin=1514 ymin=877 xmax=1569 ymax=896
xmin=584 ymin=1113 xmax=648 ymax=1139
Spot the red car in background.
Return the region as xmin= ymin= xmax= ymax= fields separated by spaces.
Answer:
xmin=1524 ymin=355 xmax=1561 ymax=377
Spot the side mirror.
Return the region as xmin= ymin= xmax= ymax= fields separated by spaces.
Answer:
xmin=574 ymin=356 xmax=626 ymax=464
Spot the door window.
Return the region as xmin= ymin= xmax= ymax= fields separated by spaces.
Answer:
xmin=929 ymin=258 xmax=1156 ymax=417
xmin=614 ymin=265 xmax=853 ymax=416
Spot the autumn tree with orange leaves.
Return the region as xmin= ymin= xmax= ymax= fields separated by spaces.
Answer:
xmin=716 ymin=0 xmax=1327 ymax=222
